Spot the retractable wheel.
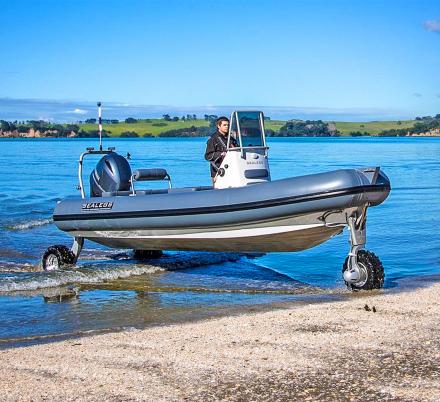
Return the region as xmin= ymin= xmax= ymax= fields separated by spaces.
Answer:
xmin=41 ymin=245 xmax=76 ymax=271
xmin=342 ymin=250 xmax=385 ymax=291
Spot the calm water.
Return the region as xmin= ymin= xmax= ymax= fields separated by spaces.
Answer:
xmin=0 ymin=137 xmax=439 ymax=345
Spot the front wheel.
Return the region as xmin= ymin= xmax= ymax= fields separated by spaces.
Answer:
xmin=41 ymin=245 xmax=75 ymax=271
xmin=342 ymin=250 xmax=385 ymax=291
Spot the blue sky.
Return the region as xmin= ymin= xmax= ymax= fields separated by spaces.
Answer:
xmin=1 ymin=0 xmax=439 ymax=120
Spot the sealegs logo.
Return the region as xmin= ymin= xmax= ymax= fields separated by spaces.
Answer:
xmin=82 ymin=202 xmax=114 ymax=211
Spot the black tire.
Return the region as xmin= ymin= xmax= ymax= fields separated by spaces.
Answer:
xmin=133 ymin=250 xmax=163 ymax=260
xmin=342 ymin=250 xmax=385 ymax=291
xmin=41 ymin=245 xmax=75 ymax=271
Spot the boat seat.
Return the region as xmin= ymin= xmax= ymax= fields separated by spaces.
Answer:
xmin=132 ymin=168 xmax=170 ymax=182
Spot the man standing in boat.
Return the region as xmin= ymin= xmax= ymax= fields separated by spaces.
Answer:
xmin=205 ymin=116 xmax=238 ymax=183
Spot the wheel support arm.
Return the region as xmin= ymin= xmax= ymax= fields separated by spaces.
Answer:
xmin=343 ymin=213 xmax=368 ymax=285
xmin=71 ymin=237 xmax=84 ymax=263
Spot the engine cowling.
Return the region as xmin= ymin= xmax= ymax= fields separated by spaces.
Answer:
xmin=89 ymin=153 xmax=132 ymax=197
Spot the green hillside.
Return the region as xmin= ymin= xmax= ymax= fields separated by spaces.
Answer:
xmin=265 ymin=120 xmax=285 ymax=132
xmin=79 ymin=118 xmax=287 ymax=137
xmin=334 ymin=120 xmax=415 ymax=135
xmin=3 ymin=116 xmax=426 ymax=138
xmin=80 ymin=119 xmax=210 ymax=137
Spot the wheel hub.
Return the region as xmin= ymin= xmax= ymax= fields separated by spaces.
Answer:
xmin=343 ymin=257 xmax=368 ymax=287
xmin=45 ymin=254 xmax=59 ymax=271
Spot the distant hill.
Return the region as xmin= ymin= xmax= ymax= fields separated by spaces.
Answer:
xmin=334 ymin=120 xmax=416 ymax=135
xmin=1 ymin=115 xmax=440 ymax=138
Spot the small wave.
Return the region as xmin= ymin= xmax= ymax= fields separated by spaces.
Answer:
xmin=0 ymin=248 xmax=34 ymax=259
xmin=0 ymin=251 xmax=244 ymax=293
xmin=0 ymin=261 xmax=40 ymax=273
xmin=0 ymin=264 xmax=164 ymax=293
xmin=7 ymin=218 xmax=52 ymax=231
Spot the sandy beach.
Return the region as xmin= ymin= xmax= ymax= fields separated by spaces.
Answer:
xmin=1 ymin=283 xmax=439 ymax=401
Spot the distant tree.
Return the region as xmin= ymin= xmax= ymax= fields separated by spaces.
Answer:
xmin=120 ymin=131 xmax=139 ymax=137
xmin=125 ymin=117 xmax=137 ymax=124
xmin=349 ymin=131 xmax=366 ymax=137
xmin=85 ymin=118 xmax=97 ymax=124
xmin=435 ymin=114 xmax=440 ymax=119
xmin=378 ymin=128 xmax=406 ymax=137
xmin=415 ymin=117 xmax=422 ymax=121
xmin=77 ymin=130 xmax=109 ymax=138
xmin=143 ymin=132 xmax=153 ymax=137
xmin=278 ymin=120 xmax=336 ymax=137
xmin=163 ymin=114 xmax=171 ymax=121
xmin=66 ymin=124 xmax=79 ymax=133
xmin=192 ymin=114 xmax=197 ymax=120
xmin=205 ymin=115 xmax=218 ymax=123
xmin=158 ymin=126 xmax=211 ymax=137
xmin=17 ymin=125 xmax=30 ymax=133
xmin=172 ymin=116 xmax=179 ymax=121
xmin=397 ymin=121 xmax=402 ymax=125
xmin=0 ymin=120 xmax=10 ymax=131
xmin=181 ymin=116 xmax=186 ymax=121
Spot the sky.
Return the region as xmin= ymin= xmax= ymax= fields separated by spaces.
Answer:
xmin=0 ymin=0 xmax=439 ymax=121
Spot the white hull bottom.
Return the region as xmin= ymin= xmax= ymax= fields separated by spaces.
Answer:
xmin=70 ymin=223 xmax=344 ymax=252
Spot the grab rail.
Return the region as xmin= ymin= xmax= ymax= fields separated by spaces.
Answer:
xmin=77 ymin=147 xmax=115 ymax=199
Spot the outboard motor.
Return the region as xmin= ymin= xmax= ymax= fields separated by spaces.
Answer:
xmin=90 ymin=153 xmax=132 ymax=197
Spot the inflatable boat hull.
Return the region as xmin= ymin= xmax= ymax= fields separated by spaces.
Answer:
xmin=53 ymin=168 xmax=390 ymax=253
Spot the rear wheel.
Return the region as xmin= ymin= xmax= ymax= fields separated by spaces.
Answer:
xmin=342 ymin=250 xmax=384 ymax=291
xmin=41 ymin=245 xmax=75 ymax=271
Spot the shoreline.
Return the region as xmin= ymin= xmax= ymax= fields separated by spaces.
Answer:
xmin=1 ymin=282 xmax=439 ymax=401
xmin=1 ymin=133 xmax=440 ymax=139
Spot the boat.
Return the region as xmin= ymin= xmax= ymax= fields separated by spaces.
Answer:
xmin=42 ymin=106 xmax=391 ymax=291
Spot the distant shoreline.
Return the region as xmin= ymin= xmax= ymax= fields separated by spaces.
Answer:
xmin=1 ymin=115 xmax=439 ymax=138
xmin=1 ymin=134 xmax=440 ymax=139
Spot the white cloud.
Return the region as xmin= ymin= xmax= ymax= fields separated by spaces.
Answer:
xmin=68 ymin=108 xmax=88 ymax=115
xmin=423 ymin=20 xmax=440 ymax=33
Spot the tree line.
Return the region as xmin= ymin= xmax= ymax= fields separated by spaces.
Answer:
xmin=2 ymin=115 xmax=440 ymax=138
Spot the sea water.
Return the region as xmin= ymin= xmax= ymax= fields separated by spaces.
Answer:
xmin=0 ymin=137 xmax=439 ymax=345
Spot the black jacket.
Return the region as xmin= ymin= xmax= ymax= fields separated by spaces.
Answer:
xmin=204 ymin=131 xmax=238 ymax=177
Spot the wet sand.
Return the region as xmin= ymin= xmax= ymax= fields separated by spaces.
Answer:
xmin=1 ymin=283 xmax=439 ymax=401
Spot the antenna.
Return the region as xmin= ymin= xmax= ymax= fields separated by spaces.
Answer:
xmin=97 ymin=101 xmax=103 ymax=151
